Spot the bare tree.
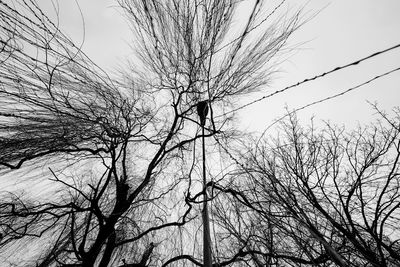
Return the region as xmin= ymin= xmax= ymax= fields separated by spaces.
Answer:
xmin=213 ymin=110 xmax=400 ymax=266
xmin=0 ymin=0 xmax=301 ymax=266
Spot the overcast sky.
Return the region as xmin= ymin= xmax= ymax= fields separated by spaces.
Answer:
xmin=248 ymin=0 xmax=400 ymax=132
xmin=45 ymin=0 xmax=400 ymax=133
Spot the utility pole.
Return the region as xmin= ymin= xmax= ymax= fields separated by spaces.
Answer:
xmin=197 ymin=101 xmax=213 ymax=267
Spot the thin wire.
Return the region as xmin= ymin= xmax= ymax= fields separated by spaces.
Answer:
xmin=216 ymin=43 xmax=400 ymax=118
xmin=212 ymin=66 xmax=400 ymax=169
xmin=257 ymin=66 xmax=400 ymax=142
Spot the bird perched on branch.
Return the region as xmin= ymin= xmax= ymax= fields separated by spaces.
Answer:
xmin=196 ymin=100 xmax=209 ymax=126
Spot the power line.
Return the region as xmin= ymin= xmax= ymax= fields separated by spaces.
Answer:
xmin=217 ymin=43 xmax=400 ymax=117
xmin=257 ymin=66 xmax=400 ymax=138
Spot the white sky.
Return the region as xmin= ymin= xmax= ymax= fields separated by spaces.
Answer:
xmin=44 ymin=0 xmax=400 ymax=133
xmin=242 ymin=0 xmax=400 ymax=132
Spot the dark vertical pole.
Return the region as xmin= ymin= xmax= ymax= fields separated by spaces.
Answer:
xmin=202 ymin=126 xmax=213 ymax=267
